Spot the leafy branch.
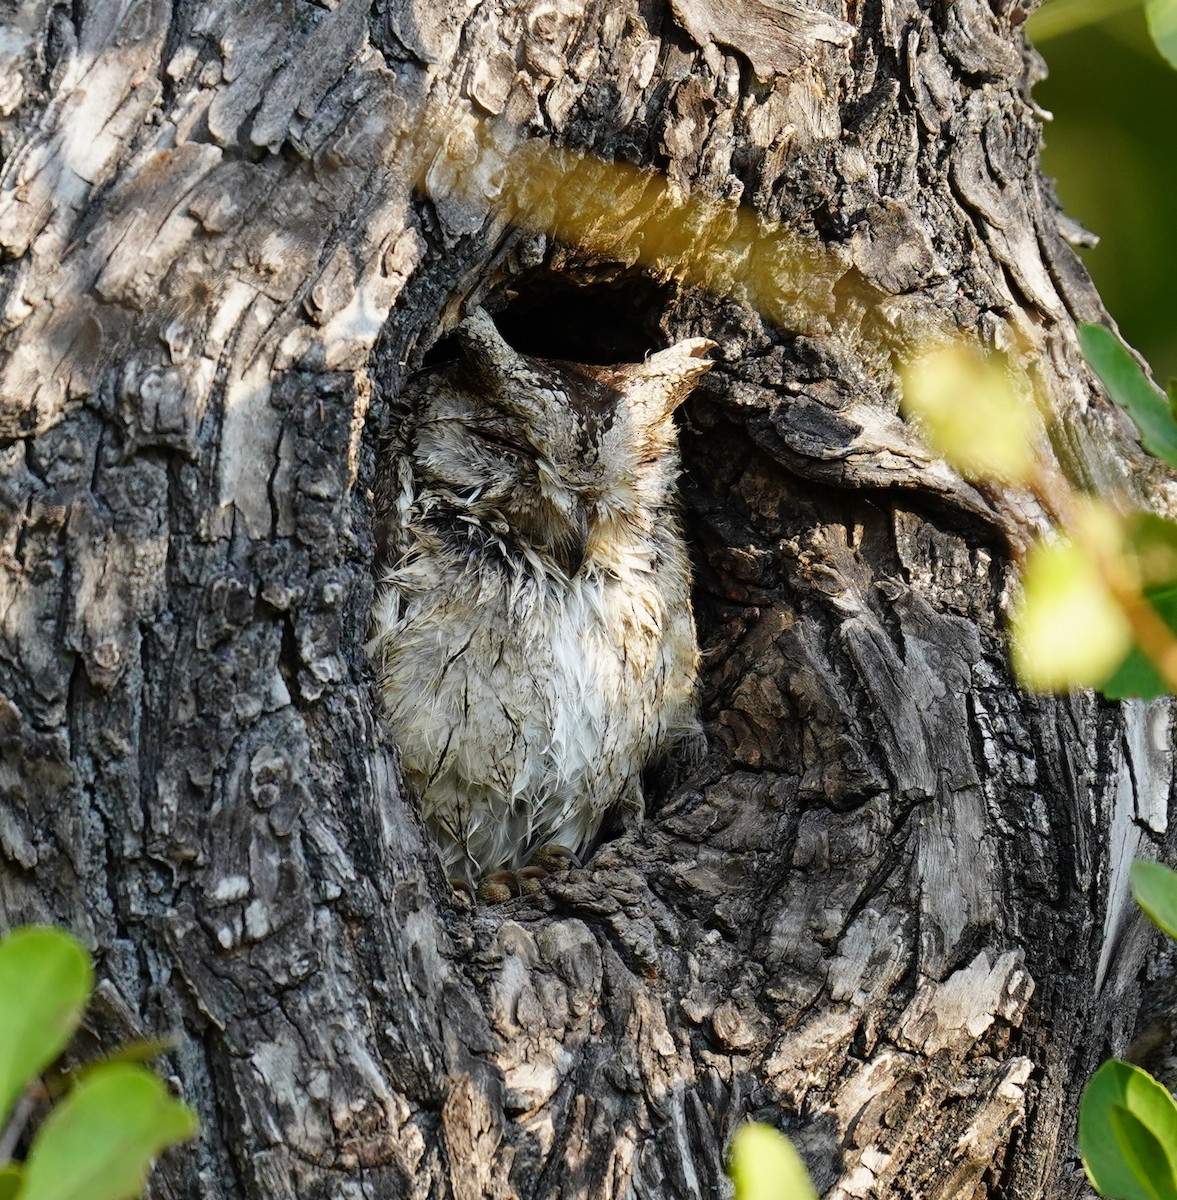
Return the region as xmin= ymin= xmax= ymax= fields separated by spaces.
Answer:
xmin=0 ymin=926 xmax=197 ymax=1200
xmin=901 ymin=326 xmax=1177 ymax=698
xmin=1078 ymin=863 xmax=1177 ymax=1199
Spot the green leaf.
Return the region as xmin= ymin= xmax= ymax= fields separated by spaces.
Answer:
xmin=1081 ymin=1060 xmax=1177 ymax=1200
xmin=1103 ymin=646 xmax=1168 ymax=700
xmin=63 ymin=1039 xmax=176 ymax=1093
xmin=1127 ymin=515 xmax=1177 ymax=589
xmin=0 ymin=1166 xmax=22 ymax=1200
xmin=1078 ymin=323 xmax=1177 ymax=469
xmin=728 ymin=1122 xmax=819 ymax=1200
xmin=0 ymin=926 xmax=93 ymax=1127
xmin=1145 ymin=0 xmax=1177 ymax=70
xmin=1109 ymin=1103 xmax=1177 ymax=1199
xmin=1102 ymin=583 xmax=1177 ymax=699
xmin=20 ymin=1064 xmax=198 ymax=1200
xmin=1132 ymin=861 xmax=1177 ymax=941
xmin=1010 ymin=535 xmax=1132 ymax=691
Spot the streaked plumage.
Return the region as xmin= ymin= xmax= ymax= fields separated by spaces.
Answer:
xmin=370 ymin=308 xmax=711 ymax=887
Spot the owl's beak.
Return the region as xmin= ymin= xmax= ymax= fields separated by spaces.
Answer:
xmin=552 ymin=502 xmax=589 ymax=579
xmin=535 ymin=462 xmax=590 ymax=578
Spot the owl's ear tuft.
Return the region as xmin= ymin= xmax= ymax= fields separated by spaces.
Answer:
xmin=622 ymin=338 xmax=716 ymax=424
xmin=454 ymin=307 xmax=553 ymax=423
xmin=455 ymin=308 xmax=527 ymax=390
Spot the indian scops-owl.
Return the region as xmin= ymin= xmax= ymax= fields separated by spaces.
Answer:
xmin=370 ymin=308 xmax=713 ymax=891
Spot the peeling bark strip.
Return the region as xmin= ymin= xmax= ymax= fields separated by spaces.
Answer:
xmin=0 ymin=0 xmax=1172 ymax=1197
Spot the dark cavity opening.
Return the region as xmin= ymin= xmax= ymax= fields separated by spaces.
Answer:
xmin=434 ymin=267 xmax=676 ymax=369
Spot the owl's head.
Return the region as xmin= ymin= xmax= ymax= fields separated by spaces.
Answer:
xmin=409 ymin=308 xmax=714 ymax=577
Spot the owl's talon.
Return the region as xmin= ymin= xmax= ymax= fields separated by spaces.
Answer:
xmin=476 ymin=871 xmax=518 ymax=905
xmin=473 ymin=857 xmax=570 ymax=904
xmin=515 ymin=865 xmax=548 ymax=896
xmin=527 ymin=844 xmax=581 ymax=875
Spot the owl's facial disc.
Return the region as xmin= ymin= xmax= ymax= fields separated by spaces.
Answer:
xmin=414 ymin=399 xmax=591 ymax=576
xmin=415 ymin=308 xmax=711 ymax=580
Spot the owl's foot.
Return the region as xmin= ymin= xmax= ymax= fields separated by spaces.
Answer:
xmin=474 ymin=867 xmax=549 ymax=903
xmin=473 ymin=846 xmax=581 ymax=905
xmin=475 ymin=871 xmax=519 ymax=904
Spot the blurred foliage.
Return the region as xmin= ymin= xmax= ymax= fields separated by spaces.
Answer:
xmin=728 ymin=1123 xmax=818 ymax=1200
xmin=900 ymin=343 xmax=1042 ymax=484
xmin=1144 ymin=0 xmax=1177 ymax=68
xmin=1029 ymin=0 xmax=1177 ymax=384
xmin=0 ymin=927 xmax=197 ymax=1200
xmin=900 ymin=325 xmax=1177 ymax=698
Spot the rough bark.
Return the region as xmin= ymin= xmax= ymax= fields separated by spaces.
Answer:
xmin=0 ymin=0 xmax=1171 ymax=1197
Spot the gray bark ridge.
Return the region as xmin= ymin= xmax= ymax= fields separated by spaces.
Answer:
xmin=0 ymin=0 xmax=1170 ymax=1197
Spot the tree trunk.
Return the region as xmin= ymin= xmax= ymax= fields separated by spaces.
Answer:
xmin=1 ymin=0 xmax=1170 ymax=1196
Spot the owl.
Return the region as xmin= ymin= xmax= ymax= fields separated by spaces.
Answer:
xmin=370 ymin=307 xmax=712 ymax=894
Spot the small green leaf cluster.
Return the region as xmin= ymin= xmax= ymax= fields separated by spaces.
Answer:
xmin=0 ymin=926 xmax=197 ymax=1200
xmin=727 ymin=1121 xmax=818 ymax=1200
xmin=902 ymin=326 xmax=1177 ymax=698
xmin=1080 ymin=863 xmax=1177 ymax=1198
xmin=1077 ymin=326 xmax=1177 ymax=698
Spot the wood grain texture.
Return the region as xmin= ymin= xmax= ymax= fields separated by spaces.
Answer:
xmin=0 ymin=0 xmax=1172 ymax=1195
